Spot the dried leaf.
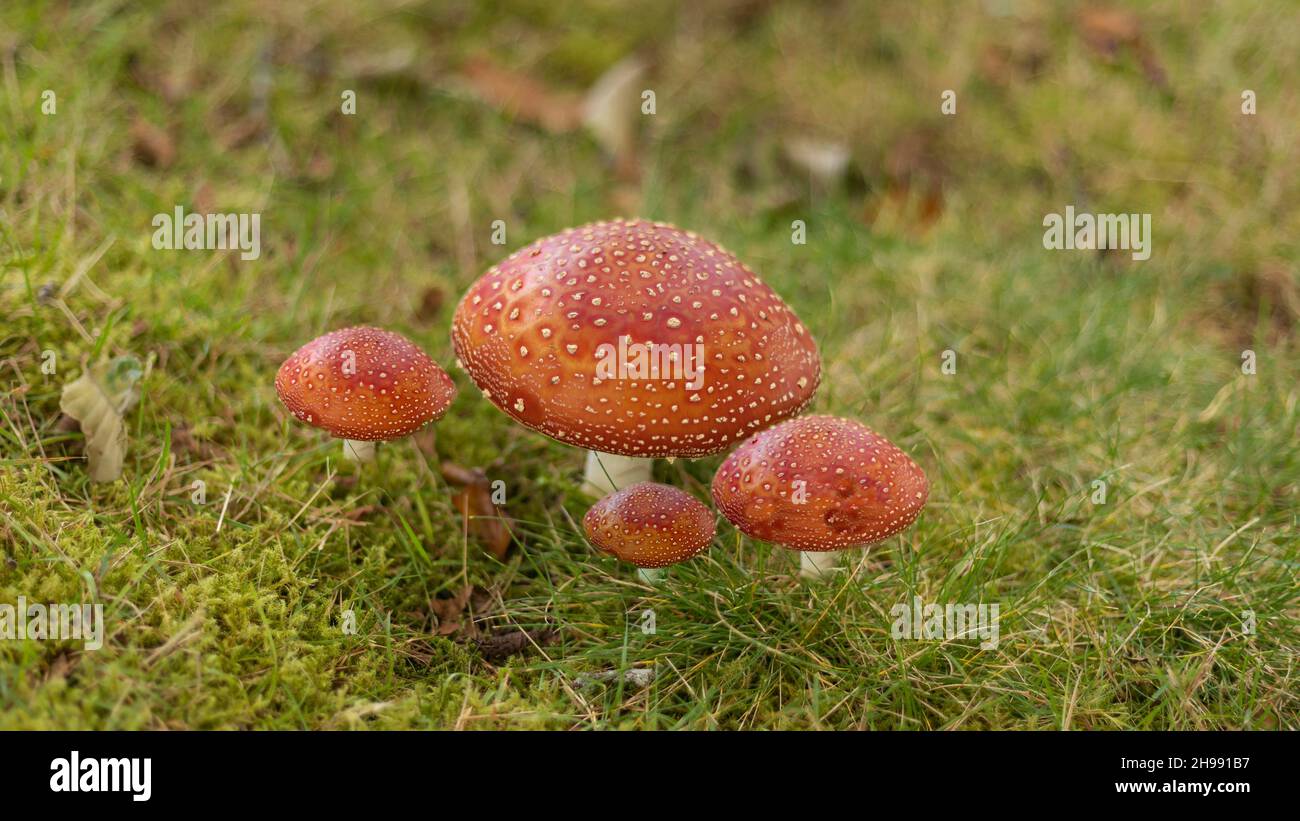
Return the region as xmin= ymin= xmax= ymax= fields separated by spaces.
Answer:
xmin=439 ymin=461 xmax=480 ymax=486
xmin=582 ymin=55 xmax=647 ymax=181
xmin=782 ymin=137 xmax=851 ymax=187
xmin=864 ymin=129 xmax=947 ymax=233
xmin=461 ymin=56 xmax=583 ymax=133
xmin=575 ymin=666 xmax=656 ymax=689
xmin=343 ymin=505 xmax=379 ymax=522
xmin=430 ymin=584 xmax=475 ymax=636
xmin=45 ymin=652 xmax=76 ymax=683
xmin=474 ymin=627 xmax=556 ymax=662
xmin=1077 ymin=6 xmax=1169 ymax=92
xmin=883 ymin=127 xmax=947 ymax=187
xmin=218 ymin=113 xmax=267 ymax=150
xmin=341 ymin=45 xmax=427 ymax=85
xmin=443 ymin=463 xmax=511 ymax=559
xmin=1077 ymin=6 xmax=1141 ymax=57
xmin=59 ymin=356 xmax=143 ymax=482
xmin=414 ymin=285 xmax=446 ymax=323
xmin=170 ymin=422 xmax=215 ymax=461
xmin=979 ymin=33 xmax=1049 ymax=86
xmin=412 ymin=426 xmax=439 ymax=464
xmin=130 ymin=118 xmax=176 ymax=168
xmin=302 ymin=152 xmax=335 ymax=182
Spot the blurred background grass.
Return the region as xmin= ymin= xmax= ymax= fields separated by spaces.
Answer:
xmin=0 ymin=0 xmax=1296 ymax=728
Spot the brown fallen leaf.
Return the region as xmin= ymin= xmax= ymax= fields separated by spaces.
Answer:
xmin=1078 ymin=6 xmax=1140 ymax=57
xmin=425 ymin=585 xmax=496 ymax=639
xmin=430 ymin=584 xmax=475 ymax=636
xmin=217 ymin=112 xmax=267 ymax=150
xmin=443 ymin=462 xmax=511 ymax=559
xmin=474 ymin=627 xmax=556 ymax=663
xmin=979 ymin=30 xmax=1049 ymax=86
xmin=169 ymin=422 xmax=216 ymax=461
xmin=460 ymin=56 xmax=583 ymax=133
xmin=192 ymin=182 xmax=214 ymax=215
xmin=440 ymin=461 xmax=480 ymax=486
xmin=414 ymin=285 xmax=446 ymax=323
xmin=343 ymin=504 xmax=379 ymax=522
xmin=1077 ymin=6 xmax=1169 ymax=92
xmin=864 ymin=128 xmax=948 ymax=234
xmin=302 ymin=151 xmax=336 ymax=183
xmin=412 ymin=426 xmax=439 ymax=465
xmin=45 ymin=652 xmax=77 ymax=684
xmin=131 ymin=118 xmax=176 ymax=168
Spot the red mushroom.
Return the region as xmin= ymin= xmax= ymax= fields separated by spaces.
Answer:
xmin=583 ymin=482 xmax=716 ymax=581
xmin=711 ymin=414 xmax=928 ymax=578
xmin=275 ymin=326 xmax=457 ymax=463
xmin=451 ymin=218 xmax=821 ymax=496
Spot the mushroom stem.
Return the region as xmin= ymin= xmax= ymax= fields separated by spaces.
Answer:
xmin=582 ymin=451 xmax=653 ymax=496
xmin=636 ymin=568 xmax=667 ymax=584
xmin=799 ymin=551 xmax=839 ymax=579
xmin=342 ymin=439 xmax=377 ymax=463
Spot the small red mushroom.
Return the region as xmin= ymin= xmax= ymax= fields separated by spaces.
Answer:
xmin=711 ymin=415 xmax=928 ymax=578
xmin=583 ymin=482 xmax=716 ymax=579
xmin=451 ymin=218 xmax=821 ymax=496
xmin=275 ymin=326 xmax=456 ymax=463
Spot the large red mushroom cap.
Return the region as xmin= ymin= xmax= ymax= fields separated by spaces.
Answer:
xmin=583 ymin=482 xmax=716 ymax=568
xmin=275 ymin=326 xmax=456 ymax=441
xmin=451 ymin=219 xmax=820 ymax=458
xmin=711 ymin=415 xmax=928 ymax=551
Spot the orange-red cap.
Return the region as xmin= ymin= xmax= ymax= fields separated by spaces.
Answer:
xmin=275 ymin=326 xmax=456 ymax=441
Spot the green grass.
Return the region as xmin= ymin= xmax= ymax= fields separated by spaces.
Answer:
xmin=1 ymin=0 xmax=1297 ymax=729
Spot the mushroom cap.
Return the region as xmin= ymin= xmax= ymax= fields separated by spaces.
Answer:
xmin=711 ymin=415 xmax=928 ymax=551
xmin=583 ymin=482 xmax=716 ymax=568
xmin=451 ymin=219 xmax=820 ymax=458
xmin=275 ymin=326 xmax=456 ymax=441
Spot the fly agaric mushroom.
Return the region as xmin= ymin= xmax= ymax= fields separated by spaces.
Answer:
xmin=583 ymin=481 xmax=716 ymax=582
xmin=275 ymin=326 xmax=457 ymax=463
xmin=451 ymin=218 xmax=820 ymax=496
xmin=711 ymin=414 xmax=928 ymax=579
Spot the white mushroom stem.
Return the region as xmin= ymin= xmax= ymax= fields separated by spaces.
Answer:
xmin=800 ymin=550 xmax=840 ymax=579
xmin=637 ymin=568 xmax=667 ymax=584
xmin=342 ymin=439 xmax=377 ymax=463
xmin=582 ymin=450 xmax=653 ymax=497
